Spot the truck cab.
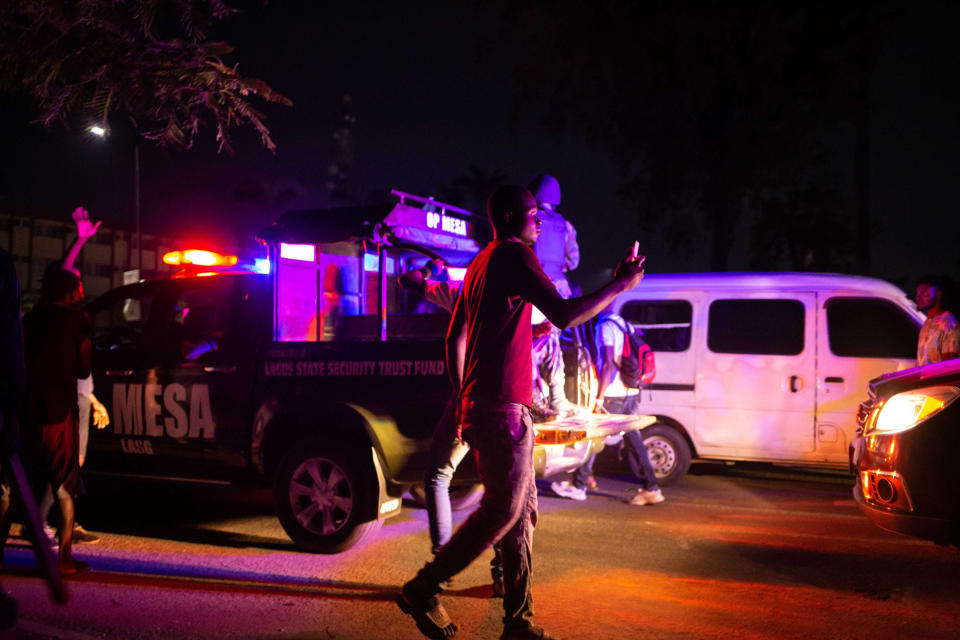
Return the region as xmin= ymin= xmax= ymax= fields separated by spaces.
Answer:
xmin=84 ymin=192 xmax=647 ymax=553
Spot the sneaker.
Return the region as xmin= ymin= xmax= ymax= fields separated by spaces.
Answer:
xmin=73 ymin=525 xmax=101 ymax=544
xmin=550 ymin=480 xmax=586 ymax=501
xmin=628 ymin=488 xmax=665 ymax=506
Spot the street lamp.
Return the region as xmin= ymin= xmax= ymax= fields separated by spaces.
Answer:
xmin=89 ymin=125 xmax=142 ymax=278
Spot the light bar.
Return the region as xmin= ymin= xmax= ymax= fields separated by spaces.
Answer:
xmin=279 ymin=243 xmax=316 ymax=262
xmin=446 ymin=267 xmax=467 ymax=281
xmin=253 ymin=258 xmax=271 ymax=274
xmin=162 ymin=249 xmax=238 ymax=267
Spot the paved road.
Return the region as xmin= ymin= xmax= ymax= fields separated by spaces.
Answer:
xmin=1 ymin=464 xmax=958 ymax=639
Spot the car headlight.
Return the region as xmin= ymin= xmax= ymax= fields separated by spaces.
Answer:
xmin=872 ymin=385 xmax=960 ymax=434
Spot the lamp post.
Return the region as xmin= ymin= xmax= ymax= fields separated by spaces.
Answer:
xmin=89 ymin=126 xmax=142 ymax=277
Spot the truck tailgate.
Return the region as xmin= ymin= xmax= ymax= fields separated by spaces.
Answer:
xmin=535 ymin=412 xmax=654 ymax=444
xmin=533 ymin=412 xmax=655 ymax=477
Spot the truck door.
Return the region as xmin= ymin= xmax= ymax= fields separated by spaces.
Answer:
xmin=86 ymin=281 xmax=173 ymax=475
xmin=160 ymin=276 xmax=265 ymax=476
xmin=695 ymin=293 xmax=817 ymax=460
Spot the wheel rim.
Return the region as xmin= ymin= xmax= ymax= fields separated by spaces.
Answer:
xmin=288 ymin=457 xmax=354 ymax=536
xmin=644 ymin=436 xmax=677 ymax=478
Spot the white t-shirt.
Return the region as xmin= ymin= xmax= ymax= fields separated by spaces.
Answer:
xmin=595 ymin=314 xmax=638 ymax=398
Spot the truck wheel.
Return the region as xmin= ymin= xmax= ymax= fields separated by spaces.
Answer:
xmin=642 ymin=424 xmax=691 ymax=486
xmin=408 ymin=483 xmax=484 ymax=512
xmin=274 ymin=444 xmax=382 ymax=554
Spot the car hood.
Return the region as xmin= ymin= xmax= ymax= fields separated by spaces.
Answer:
xmin=870 ymin=358 xmax=960 ymax=398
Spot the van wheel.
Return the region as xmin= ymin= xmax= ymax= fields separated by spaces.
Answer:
xmin=641 ymin=424 xmax=691 ymax=486
xmin=274 ymin=443 xmax=382 ymax=554
xmin=408 ymin=483 xmax=485 ymax=512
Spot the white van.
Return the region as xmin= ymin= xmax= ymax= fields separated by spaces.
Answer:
xmin=612 ymin=273 xmax=923 ymax=484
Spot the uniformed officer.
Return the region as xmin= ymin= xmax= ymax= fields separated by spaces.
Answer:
xmin=528 ymin=175 xmax=580 ymax=417
xmin=528 ymin=174 xmax=579 ymax=299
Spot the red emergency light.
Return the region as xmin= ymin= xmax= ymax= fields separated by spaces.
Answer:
xmin=162 ymin=249 xmax=239 ymax=268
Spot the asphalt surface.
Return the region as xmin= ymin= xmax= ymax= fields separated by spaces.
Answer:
xmin=0 ymin=463 xmax=958 ymax=640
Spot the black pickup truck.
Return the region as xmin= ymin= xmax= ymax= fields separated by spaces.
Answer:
xmin=84 ymin=194 xmax=647 ymax=553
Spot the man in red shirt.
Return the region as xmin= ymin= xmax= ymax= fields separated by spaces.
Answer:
xmin=397 ymin=185 xmax=645 ymax=640
xmin=22 ymin=269 xmax=92 ymax=576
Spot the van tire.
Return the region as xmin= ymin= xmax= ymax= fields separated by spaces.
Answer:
xmin=641 ymin=423 xmax=691 ymax=486
xmin=274 ymin=442 xmax=382 ymax=554
xmin=408 ymin=483 xmax=485 ymax=512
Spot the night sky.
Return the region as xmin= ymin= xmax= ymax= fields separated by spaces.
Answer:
xmin=1 ymin=1 xmax=958 ymax=290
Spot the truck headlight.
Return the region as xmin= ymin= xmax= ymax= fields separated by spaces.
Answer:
xmin=873 ymin=386 xmax=959 ymax=434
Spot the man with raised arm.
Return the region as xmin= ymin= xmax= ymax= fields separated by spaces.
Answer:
xmin=396 ymin=185 xmax=645 ymax=640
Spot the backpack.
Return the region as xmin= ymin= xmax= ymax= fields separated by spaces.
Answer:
xmin=598 ymin=315 xmax=656 ymax=388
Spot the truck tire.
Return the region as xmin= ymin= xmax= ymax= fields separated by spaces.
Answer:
xmin=641 ymin=423 xmax=691 ymax=486
xmin=408 ymin=483 xmax=484 ymax=512
xmin=274 ymin=443 xmax=382 ymax=554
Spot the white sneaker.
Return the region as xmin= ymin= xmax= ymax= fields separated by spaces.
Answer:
xmin=628 ymin=488 xmax=665 ymax=506
xmin=551 ymin=480 xmax=587 ymax=501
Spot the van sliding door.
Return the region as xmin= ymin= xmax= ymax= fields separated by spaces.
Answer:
xmin=697 ymin=293 xmax=816 ymax=459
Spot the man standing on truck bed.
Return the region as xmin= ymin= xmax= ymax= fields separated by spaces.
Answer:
xmin=396 ymin=185 xmax=646 ymax=640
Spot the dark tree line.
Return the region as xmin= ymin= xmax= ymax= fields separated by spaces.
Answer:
xmin=490 ymin=2 xmax=903 ymax=272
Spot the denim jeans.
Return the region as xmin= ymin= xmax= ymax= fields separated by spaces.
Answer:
xmin=418 ymin=398 xmax=537 ymax=632
xmin=424 ymin=398 xmax=470 ymax=551
xmin=573 ymin=394 xmax=660 ymax=492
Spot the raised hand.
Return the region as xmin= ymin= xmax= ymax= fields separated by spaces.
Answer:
xmin=72 ymin=207 xmax=102 ymax=240
xmin=614 ymin=247 xmax=645 ymax=289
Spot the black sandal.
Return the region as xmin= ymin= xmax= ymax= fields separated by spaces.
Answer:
xmin=395 ymin=582 xmax=458 ymax=639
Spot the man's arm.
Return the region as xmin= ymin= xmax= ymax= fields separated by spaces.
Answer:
xmin=563 ymin=219 xmax=580 ymax=272
xmin=596 ymin=345 xmax=618 ymax=401
xmin=445 ymin=293 xmax=466 ymax=392
xmin=61 ymin=207 xmax=102 ymax=274
xmin=520 ymin=247 xmax=645 ymax=330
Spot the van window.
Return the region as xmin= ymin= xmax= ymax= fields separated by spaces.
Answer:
xmin=826 ymin=297 xmax=919 ymax=359
xmin=708 ymin=299 xmax=805 ymax=355
xmin=619 ymin=300 xmax=692 ymax=352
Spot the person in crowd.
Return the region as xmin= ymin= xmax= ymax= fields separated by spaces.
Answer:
xmin=528 ymin=174 xmax=579 ymax=299
xmin=551 ymin=302 xmax=665 ymax=506
xmin=396 ymin=184 xmax=645 ymax=640
xmin=528 ymin=175 xmax=580 ymax=420
xmin=0 ymin=247 xmax=24 ymax=626
xmin=916 ymin=275 xmax=960 ymax=365
xmin=40 ymin=207 xmax=107 ymax=545
xmin=529 ymin=309 xmax=573 ymax=421
xmin=22 ymin=267 xmax=92 ymax=575
xmin=398 ymin=258 xmax=505 ymax=597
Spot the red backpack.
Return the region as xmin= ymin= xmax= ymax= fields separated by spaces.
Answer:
xmin=599 ymin=315 xmax=656 ymax=388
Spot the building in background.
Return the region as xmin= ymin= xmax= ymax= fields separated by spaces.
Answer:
xmin=0 ymin=212 xmax=177 ymax=308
